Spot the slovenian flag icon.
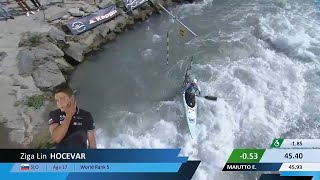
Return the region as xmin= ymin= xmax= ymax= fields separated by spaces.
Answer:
xmin=21 ymin=164 xmax=30 ymax=170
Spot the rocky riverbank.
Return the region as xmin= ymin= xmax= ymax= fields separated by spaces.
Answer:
xmin=0 ymin=0 xmax=188 ymax=148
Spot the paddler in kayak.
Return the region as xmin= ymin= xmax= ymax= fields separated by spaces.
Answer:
xmin=182 ymin=79 xmax=201 ymax=108
xmin=182 ymin=78 xmax=201 ymax=96
xmin=182 ymin=79 xmax=201 ymax=96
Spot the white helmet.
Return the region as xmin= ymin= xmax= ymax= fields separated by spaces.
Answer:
xmin=193 ymin=79 xmax=197 ymax=83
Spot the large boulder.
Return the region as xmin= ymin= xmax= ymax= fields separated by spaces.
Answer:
xmin=98 ymin=0 xmax=115 ymax=9
xmin=140 ymin=3 xmax=151 ymax=10
xmin=98 ymin=24 xmax=111 ymax=38
xmin=32 ymin=42 xmax=64 ymax=67
xmin=48 ymin=26 xmax=67 ymax=49
xmin=113 ymin=15 xmax=127 ymax=33
xmin=132 ymin=10 xmax=140 ymax=20
xmin=118 ymin=8 xmax=128 ymax=17
xmin=101 ymin=15 xmax=127 ymax=34
xmin=138 ymin=10 xmax=147 ymax=21
xmin=62 ymin=14 xmax=71 ymax=20
xmin=31 ymin=42 xmax=64 ymax=65
xmin=116 ymin=0 xmax=125 ymax=8
xmin=114 ymin=15 xmax=127 ymax=29
xmin=32 ymin=61 xmax=66 ymax=91
xmin=66 ymin=30 xmax=96 ymax=54
xmin=48 ymin=26 xmax=65 ymax=42
xmin=113 ymin=26 xmax=122 ymax=33
xmin=81 ymin=4 xmax=99 ymax=13
xmin=105 ymin=19 xmax=117 ymax=32
xmin=164 ymin=0 xmax=173 ymax=6
xmin=17 ymin=43 xmax=64 ymax=73
xmin=106 ymin=32 xmax=116 ymax=40
xmin=68 ymin=8 xmax=86 ymax=17
xmin=142 ymin=7 xmax=153 ymax=16
xmin=44 ymin=6 xmax=68 ymax=22
xmin=152 ymin=0 xmax=164 ymax=10
xmin=55 ymin=58 xmax=74 ymax=73
xmin=64 ymin=42 xmax=86 ymax=63
xmin=79 ymin=31 xmax=95 ymax=48
xmin=126 ymin=16 xmax=135 ymax=25
xmin=19 ymin=32 xmax=48 ymax=47
xmin=33 ymin=49 xmax=53 ymax=63
xmin=37 ymin=42 xmax=64 ymax=57
xmin=64 ymin=1 xmax=88 ymax=9
xmin=17 ymin=49 xmax=35 ymax=76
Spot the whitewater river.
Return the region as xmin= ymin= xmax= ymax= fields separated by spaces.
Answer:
xmin=70 ymin=0 xmax=320 ymax=179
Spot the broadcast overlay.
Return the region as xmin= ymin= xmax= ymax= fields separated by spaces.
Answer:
xmin=2 ymin=140 xmax=320 ymax=180
xmin=0 ymin=149 xmax=200 ymax=180
xmin=222 ymin=139 xmax=320 ymax=180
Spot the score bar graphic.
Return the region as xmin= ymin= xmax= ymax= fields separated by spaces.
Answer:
xmin=223 ymin=139 xmax=320 ymax=179
xmin=271 ymin=138 xmax=320 ymax=149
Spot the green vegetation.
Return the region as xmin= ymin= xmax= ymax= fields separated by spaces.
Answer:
xmin=16 ymin=93 xmax=52 ymax=109
xmin=29 ymin=35 xmax=42 ymax=47
xmin=26 ymin=94 xmax=47 ymax=109
xmin=35 ymin=140 xmax=55 ymax=149
xmin=31 ymin=132 xmax=55 ymax=149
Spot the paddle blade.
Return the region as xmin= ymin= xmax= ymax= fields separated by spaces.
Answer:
xmin=204 ymin=96 xmax=217 ymax=101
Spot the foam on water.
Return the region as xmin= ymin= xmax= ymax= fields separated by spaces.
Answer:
xmin=152 ymin=34 xmax=162 ymax=43
xmin=90 ymin=1 xmax=320 ymax=179
xmin=259 ymin=13 xmax=319 ymax=63
xmin=172 ymin=0 xmax=214 ymax=18
xmin=141 ymin=48 xmax=153 ymax=57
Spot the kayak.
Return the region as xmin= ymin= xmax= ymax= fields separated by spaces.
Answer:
xmin=180 ymin=57 xmax=217 ymax=138
xmin=182 ymin=69 xmax=198 ymax=139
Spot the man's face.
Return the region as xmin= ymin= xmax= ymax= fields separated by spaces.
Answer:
xmin=54 ymin=92 xmax=73 ymax=112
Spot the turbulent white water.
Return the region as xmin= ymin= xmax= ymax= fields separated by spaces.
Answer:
xmin=71 ymin=0 xmax=320 ymax=179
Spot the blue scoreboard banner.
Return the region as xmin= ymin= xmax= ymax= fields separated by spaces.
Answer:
xmin=0 ymin=149 xmax=200 ymax=180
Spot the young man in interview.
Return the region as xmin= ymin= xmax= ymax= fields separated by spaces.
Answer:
xmin=48 ymin=83 xmax=97 ymax=149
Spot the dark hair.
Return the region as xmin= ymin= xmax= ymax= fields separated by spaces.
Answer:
xmin=52 ymin=82 xmax=73 ymax=97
